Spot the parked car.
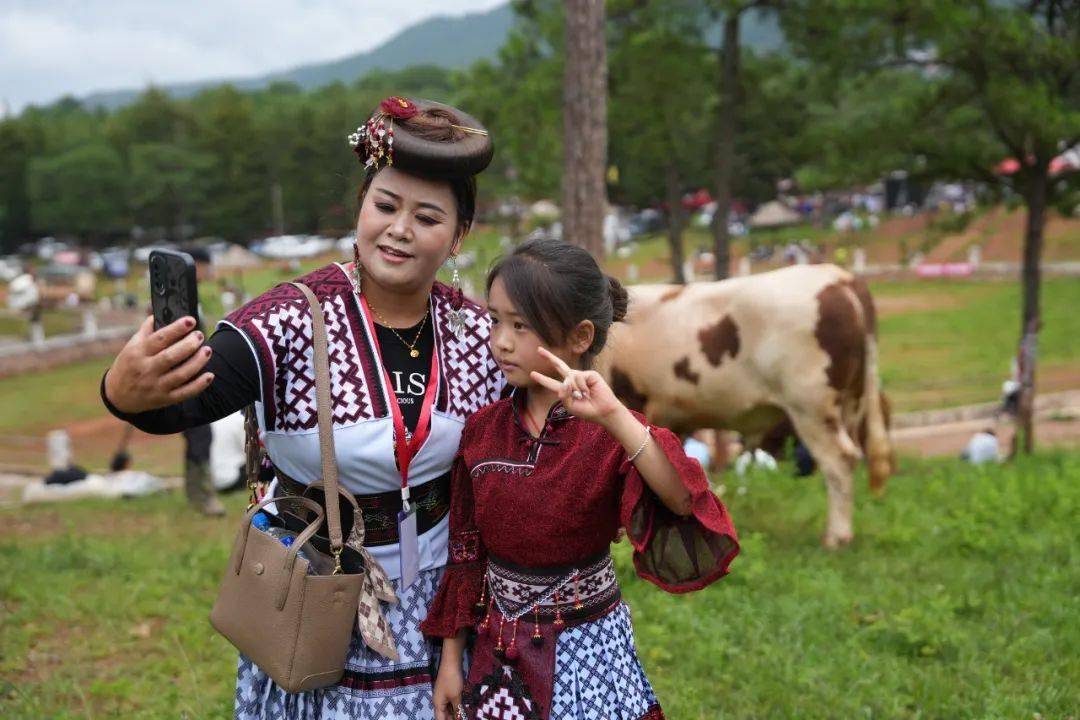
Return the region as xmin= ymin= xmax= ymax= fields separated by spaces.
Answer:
xmin=133 ymin=244 xmax=177 ymax=263
xmin=252 ymin=235 xmax=334 ymax=260
xmin=627 ymin=208 xmax=663 ymax=238
xmin=100 ymin=249 xmax=131 ymax=278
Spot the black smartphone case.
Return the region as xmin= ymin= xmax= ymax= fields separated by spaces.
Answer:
xmin=149 ymin=249 xmax=200 ymax=331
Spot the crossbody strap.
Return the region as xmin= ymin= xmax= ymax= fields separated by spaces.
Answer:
xmin=290 ymin=282 xmax=345 ymax=560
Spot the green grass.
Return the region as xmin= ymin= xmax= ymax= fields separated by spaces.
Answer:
xmin=0 ymin=309 xmax=81 ymax=339
xmin=624 ymin=451 xmax=1079 ymax=718
xmin=0 ymin=356 xmax=116 ymax=432
xmin=873 ymin=277 xmax=1080 ymax=411
xmin=2 ymin=452 xmax=1077 ymax=718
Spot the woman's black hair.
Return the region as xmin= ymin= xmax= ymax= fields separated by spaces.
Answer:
xmin=486 ymin=238 xmax=629 ymax=366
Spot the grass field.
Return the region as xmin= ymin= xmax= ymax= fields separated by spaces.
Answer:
xmin=872 ymin=277 xmax=1080 ymax=412
xmin=2 ymin=451 xmax=1076 ymax=718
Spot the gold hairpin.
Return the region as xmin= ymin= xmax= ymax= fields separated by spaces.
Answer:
xmin=449 ymin=124 xmax=489 ymax=136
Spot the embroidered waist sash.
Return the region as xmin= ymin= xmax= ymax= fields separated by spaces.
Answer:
xmin=486 ymin=553 xmax=620 ymax=624
xmin=274 ymin=469 xmax=451 ymax=547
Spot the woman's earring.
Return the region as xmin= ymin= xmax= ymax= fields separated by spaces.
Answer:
xmin=352 ymin=244 xmax=363 ymax=294
xmin=450 ymin=254 xmax=463 ymax=296
xmin=446 ymin=254 xmax=467 ymax=339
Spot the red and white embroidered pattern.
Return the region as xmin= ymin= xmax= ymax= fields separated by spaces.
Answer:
xmin=450 ymin=529 xmax=481 ymax=564
xmin=487 ymin=555 xmax=619 ymax=620
xmin=432 ymin=285 xmax=504 ymax=421
xmin=463 ymin=666 xmax=543 ymax=720
xmin=223 ymin=265 xmax=376 ymax=432
xmin=224 ymin=266 xmax=504 ymax=434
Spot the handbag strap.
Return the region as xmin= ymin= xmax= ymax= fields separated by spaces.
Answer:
xmin=290 ymin=282 xmax=346 ymax=568
xmin=242 ymin=404 xmax=263 ymax=496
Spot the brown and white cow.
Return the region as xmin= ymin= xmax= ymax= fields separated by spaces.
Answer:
xmin=595 ymin=264 xmax=892 ymax=548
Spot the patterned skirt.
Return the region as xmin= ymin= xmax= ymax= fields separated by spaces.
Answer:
xmin=235 ymin=567 xmax=446 ymax=720
xmin=549 ymin=604 xmax=662 ymax=720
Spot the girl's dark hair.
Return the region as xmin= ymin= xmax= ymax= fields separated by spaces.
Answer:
xmin=487 ymin=238 xmax=629 ymax=365
xmin=356 ymin=107 xmax=477 ymax=234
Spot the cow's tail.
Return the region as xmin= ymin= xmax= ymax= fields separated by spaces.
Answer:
xmin=854 ymin=278 xmax=893 ymax=495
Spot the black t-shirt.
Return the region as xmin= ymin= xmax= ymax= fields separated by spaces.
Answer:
xmin=373 ymin=317 xmax=434 ymax=434
xmin=105 ymin=318 xmax=434 ymax=435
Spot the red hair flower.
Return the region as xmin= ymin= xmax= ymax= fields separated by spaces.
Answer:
xmin=379 ymin=96 xmax=418 ymax=120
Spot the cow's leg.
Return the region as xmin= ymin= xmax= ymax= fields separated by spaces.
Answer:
xmin=710 ymin=429 xmax=739 ymax=471
xmin=786 ymin=409 xmax=858 ymax=548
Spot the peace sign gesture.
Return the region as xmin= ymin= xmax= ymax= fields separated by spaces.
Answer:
xmin=529 ymin=347 xmax=625 ymax=426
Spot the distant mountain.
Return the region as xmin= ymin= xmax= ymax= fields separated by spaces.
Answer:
xmin=81 ymin=4 xmax=516 ymax=110
xmin=80 ymin=3 xmax=786 ymax=112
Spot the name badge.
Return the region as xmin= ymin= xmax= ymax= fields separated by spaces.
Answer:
xmin=397 ymin=503 xmax=419 ymax=589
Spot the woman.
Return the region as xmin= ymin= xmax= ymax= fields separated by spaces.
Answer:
xmin=101 ymin=97 xmax=505 ymax=719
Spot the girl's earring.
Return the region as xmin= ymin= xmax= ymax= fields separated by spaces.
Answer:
xmin=446 ymin=253 xmax=467 ymax=339
xmin=352 ymin=244 xmax=363 ymax=294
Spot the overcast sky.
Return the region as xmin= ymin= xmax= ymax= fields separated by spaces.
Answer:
xmin=0 ymin=0 xmax=507 ymax=115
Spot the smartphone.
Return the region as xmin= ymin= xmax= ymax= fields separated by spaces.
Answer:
xmin=148 ymin=249 xmax=200 ymax=331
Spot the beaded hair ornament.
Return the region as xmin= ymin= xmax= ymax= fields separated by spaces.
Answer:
xmin=347 ymin=96 xmax=489 ymax=170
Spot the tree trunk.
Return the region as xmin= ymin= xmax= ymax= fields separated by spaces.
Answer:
xmin=1015 ymin=165 xmax=1047 ymax=454
xmin=712 ymin=11 xmax=740 ymax=280
xmin=562 ymin=0 xmax=608 ymax=260
xmin=665 ymin=163 xmax=687 ymax=284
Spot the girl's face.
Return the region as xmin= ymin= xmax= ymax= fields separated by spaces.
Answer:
xmin=354 ymin=167 xmax=462 ymax=295
xmin=487 ymin=276 xmax=591 ymax=389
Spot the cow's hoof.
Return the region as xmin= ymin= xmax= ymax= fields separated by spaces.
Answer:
xmin=822 ymin=532 xmax=853 ymax=549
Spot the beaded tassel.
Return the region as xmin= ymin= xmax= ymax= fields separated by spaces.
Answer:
xmin=553 ymin=588 xmax=565 ymax=629
xmin=477 ymin=594 xmax=494 ymax=637
xmin=505 ymin=618 xmax=520 ymax=662
xmin=531 ymin=604 xmax=543 ymax=647
xmin=474 ymin=580 xmax=487 ymax=614
xmin=573 ymin=572 xmax=584 ymax=610
xmin=494 ymin=614 xmax=506 ymax=659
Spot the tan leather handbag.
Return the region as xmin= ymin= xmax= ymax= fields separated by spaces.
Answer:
xmin=210 ymin=282 xmax=365 ymax=693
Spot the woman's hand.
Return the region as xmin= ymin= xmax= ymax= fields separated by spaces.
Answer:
xmin=103 ymin=315 xmax=214 ymax=414
xmin=530 ymin=347 xmax=625 ymax=427
xmin=433 ymin=662 xmax=464 ymax=720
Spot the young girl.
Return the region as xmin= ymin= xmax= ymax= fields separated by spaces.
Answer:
xmin=421 ymin=239 xmax=739 ymax=720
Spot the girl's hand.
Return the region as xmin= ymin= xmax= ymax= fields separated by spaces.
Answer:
xmin=104 ymin=315 xmax=214 ymax=414
xmin=433 ymin=663 xmax=464 ymax=720
xmin=530 ymin=347 xmax=625 ymax=427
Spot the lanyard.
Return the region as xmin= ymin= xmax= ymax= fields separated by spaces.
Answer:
xmin=358 ymin=292 xmax=440 ymax=507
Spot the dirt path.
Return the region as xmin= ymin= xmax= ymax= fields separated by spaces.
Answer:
xmin=892 ymin=413 xmax=1080 ymax=458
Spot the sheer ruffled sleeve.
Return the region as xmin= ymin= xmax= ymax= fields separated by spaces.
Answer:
xmin=619 ymin=417 xmax=739 ymax=593
xmin=420 ymin=433 xmax=485 ymax=638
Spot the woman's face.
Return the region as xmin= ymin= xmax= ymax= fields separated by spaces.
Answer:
xmin=354 ymin=167 xmax=462 ymax=295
